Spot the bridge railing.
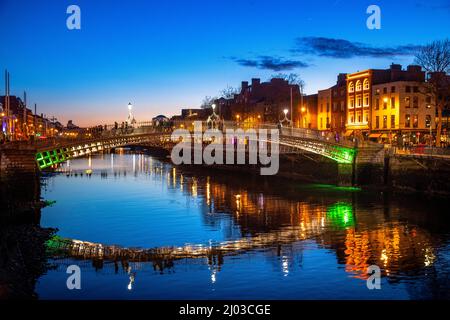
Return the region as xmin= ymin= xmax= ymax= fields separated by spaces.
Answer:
xmin=33 ymin=125 xmax=165 ymax=151
xmin=393 ymin=146 xmax=450 ymax=158
xmin=29 ymin=119 xmax=378 ymax=151
xmin=253 ymin=124 xmax=356 ymax=148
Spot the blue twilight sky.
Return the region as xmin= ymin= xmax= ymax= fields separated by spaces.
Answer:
xmin=0 ymin=0 xmax=449 ymax=126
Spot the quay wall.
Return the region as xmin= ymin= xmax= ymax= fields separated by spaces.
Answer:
xmin=0 ymin=144 xmax=41 ymax=221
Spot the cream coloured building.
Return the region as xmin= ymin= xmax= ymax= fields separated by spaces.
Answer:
xmin=371 ymin=81 xmax=435 ymax=141
xmin=317 ymin=88 xmax=332 ymax=131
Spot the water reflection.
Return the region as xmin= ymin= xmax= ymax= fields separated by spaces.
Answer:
xmin=39 ymin=151 xmax=450 ymax=299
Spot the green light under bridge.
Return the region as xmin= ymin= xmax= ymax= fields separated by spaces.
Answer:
xmin=327 ymin=146 xmax=356 ymax=164
xmin=36 ymin=148 xmax=71 ymax=170
xmin=326 ymin=202 xmax=355 ymax=229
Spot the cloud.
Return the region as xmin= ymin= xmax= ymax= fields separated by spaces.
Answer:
xmin=231 ymin=56 xmax=309 ymax=71
xmin=293 ymin=37 xmax=422 ymax=59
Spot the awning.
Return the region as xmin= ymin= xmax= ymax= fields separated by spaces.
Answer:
xmin=344 ymin=130 xmax=353 ymax=137
xmin=380 ymin=133 xmax=389 ymax=138
xmin=368 ymin=133 xmax=382 ymax=138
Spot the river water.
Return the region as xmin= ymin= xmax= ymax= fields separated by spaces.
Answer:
xmin=35 ymin=151 xmax=450 ymax=299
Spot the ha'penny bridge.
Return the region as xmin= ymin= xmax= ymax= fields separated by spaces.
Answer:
xmin=34 ymin=121 xmax=380 ymax=171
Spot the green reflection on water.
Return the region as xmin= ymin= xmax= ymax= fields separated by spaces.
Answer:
xmin=297 ymin=184 xmax=361 ymax=192
xmin=327 ymin=202 xmax=355 ymax=229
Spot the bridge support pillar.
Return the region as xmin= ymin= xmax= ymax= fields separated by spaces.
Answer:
xmin=337 ymin=163 xmax=354 ymax=187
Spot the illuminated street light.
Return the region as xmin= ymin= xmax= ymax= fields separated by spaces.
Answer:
xmin=283 ymin=109 xmax=288 ymax=116
xmin=127 ymin=102 xmax=136 ymax=125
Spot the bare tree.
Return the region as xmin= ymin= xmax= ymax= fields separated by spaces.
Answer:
xmin=200 ymin=96 xmax=217 ymax=109
xmin=220 ymin=85 xmax=240 ymax=99
xmin=271 ymin=73 xmax=305 ymax=92
xmin=415 ymin=39 xmax=450 ymax=145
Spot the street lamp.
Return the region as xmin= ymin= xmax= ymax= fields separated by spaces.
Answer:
xmin=207 ymin=103 xmax=220 ymax=129
xmin=127 ymin=102 xmax=136 ymax=125
xmin=280 ymin=108 xmax=292 ymax=128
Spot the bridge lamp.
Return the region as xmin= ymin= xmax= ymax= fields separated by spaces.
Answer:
xmin=283 ymin=109 xmax=289 ymax=116
xmin=212 ymin=103 xmax=216 ymax=111
xmin=128 ymin=103 xmax=133 ymax=111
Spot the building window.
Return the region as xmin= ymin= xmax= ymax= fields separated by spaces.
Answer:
xmin=391 ymin=97 xmax=395 ymax=109
xmin=348 ymin=82 xmax=354 ymax=93
xmin=365 ymin=113 xmax=369 ymax=123
xmin=413 ymin=115 xmax=418 ymax=128
xmin=391 ymin=115 xmax=395 ymax=128
xmin=326 ymin=117 xmax=330 ymax=128
xmin=320 ymin=117 xmax=323 ymax=128
xmin=326 ymin=103 xmax=330 ymax=112
xmin=383 ymin=87 xmax=387 ymax=94
xmin=413 ymin=96 xmax=419 ymax=108
xmin=405 ymin=96 xmax=411 ymax=108
xmin=364 ymin=94 xmax=369 ymax=106
xmin=363 ymin=79 xmax=369 ymax=90
xmin=375 ymin=98 xmax=380 ymax=110
xmin=413 ymin=86 xmax=419 ymax=93
xmin=357 ymin=95 xmax=362 ymax=107
xmin=405 ymin=115 xmax=411 ymax=128
xmin=425 ymin=115 xmax=431 ymax=128
xmin=406 ymin=86 xmax=411 ymax=93
xmin=341 ymin=101 xmax=345 ymax=111
xmin=391 ymin=86 xmax=396 ymax=93
xmin=349 ymin=99 xmax=355 ymax=109
xmin=383 ymin=115 xmax=387 ymax=128
xmin=375 ymin=116 xmax=379 ymax=128
xmin=358 ymin=114 xmax=362 ymax=123
xmin=356 ymin=80 xmax=362 ymax=91
xmin=320 ymin=104 xmax=323 ymax=112
xmin=350 ymin=116 xmax=354 ymax=123
xmin=333 ymin=102 xmax=337 ymax=111
xmin=383 ymin=99 xmax=387 ymax=109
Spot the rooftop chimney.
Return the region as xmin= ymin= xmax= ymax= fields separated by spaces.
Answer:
xmin=251 ymin=78 xmax=260 ymax=87
xmin=407 ymin=65 xmax=422 ymax=72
